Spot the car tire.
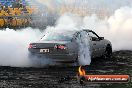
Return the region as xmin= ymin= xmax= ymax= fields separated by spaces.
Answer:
xmin=103 ymin=45 xmax=112 ymax=59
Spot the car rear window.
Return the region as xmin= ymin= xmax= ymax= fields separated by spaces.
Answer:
xmin=41 ymin=32 xmax=74 ymax=41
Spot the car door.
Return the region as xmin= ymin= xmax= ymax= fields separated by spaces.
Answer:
xmin=88 ymin=31 xmax=104 ymax=58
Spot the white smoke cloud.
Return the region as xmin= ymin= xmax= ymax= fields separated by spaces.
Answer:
xmin=76 ymin=31 xmax=91 ymax=65
xmin=0 ymin=28 xmax=43 ymax=67
xmin=107 ymin=7 xmax=132 ymax=50
xmin=83 ymin=6 xmax=132 ymax=50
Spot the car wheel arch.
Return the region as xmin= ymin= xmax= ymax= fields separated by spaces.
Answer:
xmin=106 ymin=44 xmax=112 ymax=51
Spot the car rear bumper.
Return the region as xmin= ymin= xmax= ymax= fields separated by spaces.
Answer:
xmin=29 ymin=53 xmax=78 ymax=63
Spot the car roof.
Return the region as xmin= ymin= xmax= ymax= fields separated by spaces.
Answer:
xmin=59 ymin=29 xmax=93 ymax=36
xmin=43 ymin=29 xmax=93 ymax=37
xmin=82 ymin=29 xmax=92 ymax=32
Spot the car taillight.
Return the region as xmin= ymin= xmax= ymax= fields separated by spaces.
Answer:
xmin=28 ymin=44 xmax=33 ymax=48
xmin=54 ymin=45 xmax=67 ymax=49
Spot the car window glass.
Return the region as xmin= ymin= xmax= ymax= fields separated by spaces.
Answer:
xmin=41 ymin=32 xmax=73 ymax=41
xmin=88 ymin=32 xmax=99 ymax=41
xmin=88 ymin=32 xmax=98 ymax=38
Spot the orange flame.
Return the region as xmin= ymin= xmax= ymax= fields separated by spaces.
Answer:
xmin=78 ymin=66 xmax=86 ymax=76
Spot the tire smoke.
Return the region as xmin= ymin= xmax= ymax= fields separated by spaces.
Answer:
xmin=83 ymin=6 xmax=132 ymax=50
xmin=76 ymin=31 xmax=91 ymax=65
xmin=0 ymin=28 xmax=47 ymax=67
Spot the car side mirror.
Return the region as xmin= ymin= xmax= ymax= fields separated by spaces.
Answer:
xmin=100 ymin=37 xmax=104 ymax=40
